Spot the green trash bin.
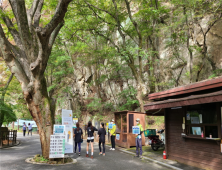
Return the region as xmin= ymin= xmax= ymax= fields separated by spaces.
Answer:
xmin=144 ymin=129 xmax=156 ymax=137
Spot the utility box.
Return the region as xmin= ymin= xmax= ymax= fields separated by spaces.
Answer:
xmin=114 ymin=111 xmax=145 ymax=148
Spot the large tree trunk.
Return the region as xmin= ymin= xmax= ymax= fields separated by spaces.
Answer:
xmin=25 ymin=77 xmax=54 ymax=158
xmin=0 ymin=0 xmax=72 ymax=158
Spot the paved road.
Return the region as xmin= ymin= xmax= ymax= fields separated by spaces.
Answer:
xmin=0 ymin=133 xmax=197 ymax=170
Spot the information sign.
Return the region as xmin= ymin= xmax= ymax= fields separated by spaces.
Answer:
xmin=108 ymin=123 xmax=113 ymax=129
xmin=116 ymin=134 xmax=120 ymax=140
xmin=49 ymin=135 xmax=65 ymax=158
xmin=54 ymin=125 xmax=65 ymax=135
xmin=132 ymin=126 xmax=140 ymax=134
xmin=62 ymin=109 xmax=73 ymax=153
xmin=191 ymin=117 xmax=199 ymax=124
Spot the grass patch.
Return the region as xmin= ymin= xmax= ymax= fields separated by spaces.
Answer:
xmin=33 ymin=155 xmax=49 ymax=163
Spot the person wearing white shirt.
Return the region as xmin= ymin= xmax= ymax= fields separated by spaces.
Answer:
xmin=28 ymin=123 xmax=32 ymax=136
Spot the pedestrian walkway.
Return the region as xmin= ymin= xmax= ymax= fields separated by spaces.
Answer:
xmin=0 ymin=133 xmax=202 ymax=170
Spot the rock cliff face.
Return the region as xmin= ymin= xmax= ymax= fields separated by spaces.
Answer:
xmin=57 ymin=17 xmax=222 ymax=118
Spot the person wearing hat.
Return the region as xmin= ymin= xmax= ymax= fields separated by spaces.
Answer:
xmin=109 ymin=119 xmax=116 ymax=150
xmin=135 ymin=118 xmax=144 ymax=158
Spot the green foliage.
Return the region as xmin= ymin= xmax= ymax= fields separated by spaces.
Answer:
xmin=208 ymin=69 xmax=222 ymax=79
xmin=0 ymin=103 xmax=17 ymax=126
xmin=55 ymin=114 xmax=62 ymax=124
xmin=117 ymin=86 xmax=139 ymax=111
xmin=86 ymin=98 xmax=103 ymax=112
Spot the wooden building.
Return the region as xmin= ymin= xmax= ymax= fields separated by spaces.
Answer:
xmin=114 ymin=111 xmax=145 ymax=148
xmin=144 ymin=77 xmax=222 ymax=170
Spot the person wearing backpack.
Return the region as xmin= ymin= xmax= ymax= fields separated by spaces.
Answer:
xmin=73 ymin=122 xmax=83 ymax=156
xmin=86 ymin=121 xmax=98 ymax=159
xmin=110 ymin=119 xmax=116 ymax=150
xmin=98 ymin=122 xmax=106 ymax=156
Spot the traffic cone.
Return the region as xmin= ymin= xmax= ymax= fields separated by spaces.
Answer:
xmin=163 ymin=150 xmax=167 ymax=159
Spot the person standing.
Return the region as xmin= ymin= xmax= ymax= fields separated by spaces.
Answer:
xmin=86 ymin=121 xmax=98 ymax=159
xmin=23 ymin=122 xmax=27 ymax=137
xmin=134 ymin=118 xmax=144 ymax=158
xmin=98 ymin=122 xmax=106 ymax=156
xmin=28 ymin=123 xmax=32 ymax=136
xmin=73 ymin=122 xmax=83 ymax=156
xmin=110 ymin=119 xmax=116 ymax=150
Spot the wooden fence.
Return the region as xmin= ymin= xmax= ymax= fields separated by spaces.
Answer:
xmin=0 ymin=130 xmax=17 ymax=148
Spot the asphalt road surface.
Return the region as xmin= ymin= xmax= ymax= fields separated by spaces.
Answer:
xmin=0 ymin=133 xmax=198 ymax=170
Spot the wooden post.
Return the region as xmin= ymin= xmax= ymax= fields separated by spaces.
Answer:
xmin=164 ymin=108 xmax=168 ymax=157
xmin=18 ymin=119 xmax=19 ymax=130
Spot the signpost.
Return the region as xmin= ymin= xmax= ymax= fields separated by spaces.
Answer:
xmin=62 ymin=109 xmax=73 ymax=153
xmin=132 ymin=126 xmax=140 ymax=135
xmin=49 ymin=135 xmax=65 ymax=158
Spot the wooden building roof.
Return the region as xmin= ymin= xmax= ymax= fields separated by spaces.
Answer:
xmin=148 ymin=76 xmax=222 ymax=100
xmin=145 ymin=76 xmax=222 ymax=112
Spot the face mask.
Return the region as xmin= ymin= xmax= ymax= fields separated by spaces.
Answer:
xmin=136 ymin=122 xmax=139 ymax=125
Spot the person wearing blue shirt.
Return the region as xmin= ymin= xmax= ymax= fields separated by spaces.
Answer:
xmin=23 ymin=122 xmax=27 ymax=137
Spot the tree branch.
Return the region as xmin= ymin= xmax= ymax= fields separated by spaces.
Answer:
xmin=9 ymin=0 xmax=31 ymax=52
xmin=27 ymin=0 xmax=40 ymax=30
xmin=33 ymin=0 xmax=44 ymax=27
xmin=84 ymin=0 xmax=115 ymax=19
xmin=0 ymin=9 xmax=23 ymax=49
xmin=1 ymin=73 xmax=14 ymax=101
xmin=0 ymin=24 xmax=29 ymax=88
xmin=41 ymin=0 xmax=72 ymax=37
xmin=48 ymin=22 xmax=64 ymax=49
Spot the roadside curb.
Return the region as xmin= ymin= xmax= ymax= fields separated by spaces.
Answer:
xmin=25 ymin=157 xmax=77 ymax=165
xmin=119 ymin=149 xmax=183 ymax=170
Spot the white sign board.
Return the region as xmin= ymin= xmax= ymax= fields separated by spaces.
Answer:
xmin=49 ymin=135 xmax=65 ymax=158
xmin=132 ymin=126 xmax=140 ymax=135
xmin=54 ymin=125 xmax=65 ymax=135
xmin=62 ymin=109 xmax=73 ymax=153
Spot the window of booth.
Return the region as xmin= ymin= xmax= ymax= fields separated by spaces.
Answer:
xmin=186 ymin=103 xmax=219 ymax=138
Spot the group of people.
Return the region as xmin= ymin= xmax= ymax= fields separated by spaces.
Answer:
xmin=73 ymin=119 xmax=117 ymax=159
xmin=22 ymin=122 xmax=33 ymax=137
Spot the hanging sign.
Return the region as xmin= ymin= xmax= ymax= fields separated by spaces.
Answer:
xmin=116 ymin=134 xmax=120 ymax=140
xmin=73 ymin=118 xmax=78 ymax=128
xmin=132 ymin=126 xmax=140 ymax=134
xmin=186 ymin=113 xmax=190 ymax=120
xmin=54 ymin=125 xmax=65 ymax=135
xmin=49 ymin=135 xmax=65 ymax=158
xmin=62 ymin=109 xmax=73 ymax=153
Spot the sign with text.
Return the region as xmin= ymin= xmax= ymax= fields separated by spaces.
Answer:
xmin=132 ymin=126 xmax=140 ymax=135
xmin=49 ymin=135 xmax=65 ymax=158
xmin=54 ymin=125 xmax=65 ymax=135
xmin=62 ymin=109 xmax=73 ymax=153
